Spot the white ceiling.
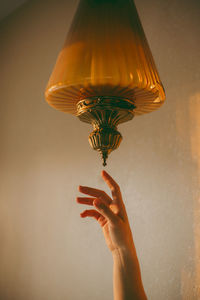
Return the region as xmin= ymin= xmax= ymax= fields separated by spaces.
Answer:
xmin=0 ymin=0 xmax=28 ymax=21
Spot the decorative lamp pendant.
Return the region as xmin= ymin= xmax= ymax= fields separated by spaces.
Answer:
xmin=45 ymin=0 xmax=166 ymax=166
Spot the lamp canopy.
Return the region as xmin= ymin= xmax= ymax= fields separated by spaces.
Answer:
xmin=45 ymin=0 xmax=166 ymax=166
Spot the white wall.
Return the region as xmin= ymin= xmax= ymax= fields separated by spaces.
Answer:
xmin=0 ymin=0 xmax=200 ymax=299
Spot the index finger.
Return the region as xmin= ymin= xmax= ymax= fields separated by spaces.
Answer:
xmin=101 ymin=170 xmax=120 ymax=193
xmin=101 ymin=170 xmax=125 ymax=210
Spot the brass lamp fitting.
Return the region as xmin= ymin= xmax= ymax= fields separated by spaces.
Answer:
xmin=76 ymin=96 xmax=136 ymax=166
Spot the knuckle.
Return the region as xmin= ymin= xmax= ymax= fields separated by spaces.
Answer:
xmin=111 ymin=184 xmax=120 ymax=193
xmin=95 ymin=199 xmax=105 ymax=209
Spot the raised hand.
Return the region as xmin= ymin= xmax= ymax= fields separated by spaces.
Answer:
xmin=76 ymin=170 xmax=135 ymax=253
xmin=76 ymin=170 xmax=147 ymax=300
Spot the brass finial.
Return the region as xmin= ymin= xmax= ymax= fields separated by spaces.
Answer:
xmin=89 ymin=127 xmax=122 ymax=166
xmin=101 ymin=151 xmax=108 ymax=167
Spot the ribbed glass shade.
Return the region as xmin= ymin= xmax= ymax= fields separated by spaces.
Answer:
xmin=45 ymin=0 xmax=165 ymax=116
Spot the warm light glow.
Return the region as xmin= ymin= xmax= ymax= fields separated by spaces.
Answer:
xmin=190 ymin=93 xmax=200 ymax=298
xmin=181 ymin=93 xmax=200 ymax=299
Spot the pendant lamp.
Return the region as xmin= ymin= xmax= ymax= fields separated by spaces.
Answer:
xmin=45 ymin=0 xmax=166 ymax=166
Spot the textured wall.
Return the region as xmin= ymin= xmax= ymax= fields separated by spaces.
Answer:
xmin=0 ymin=0 xmax=200 ymax=299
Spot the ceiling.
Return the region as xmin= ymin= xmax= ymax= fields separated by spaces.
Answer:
xmin=0 ymin=0 xmax=28 ymax=21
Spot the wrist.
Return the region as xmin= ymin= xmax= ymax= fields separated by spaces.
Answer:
xmin=112 ymin=245 xmax=139 ymax=268
xmin=112 ymin=241 xmax=136 ymax=258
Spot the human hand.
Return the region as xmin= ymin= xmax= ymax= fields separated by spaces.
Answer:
xmin=77 ymin=170 xmax=135 ymax=254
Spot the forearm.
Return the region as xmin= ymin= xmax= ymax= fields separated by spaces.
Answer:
xmin=112 ymin=246 xmax=147 ymax=300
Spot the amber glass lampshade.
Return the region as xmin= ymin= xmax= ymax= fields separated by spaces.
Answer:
xmin=45 ymin=0 xmax=166 ymax=166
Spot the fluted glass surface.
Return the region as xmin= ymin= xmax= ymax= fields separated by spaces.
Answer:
xmin=45 ymin=0 xmax=165 ymax=116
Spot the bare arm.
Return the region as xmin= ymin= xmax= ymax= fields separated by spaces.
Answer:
xmin=76 ymin=170 xmax=147 ymax=300
xmin=112 ymin=245 xmax=147 ymax=300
